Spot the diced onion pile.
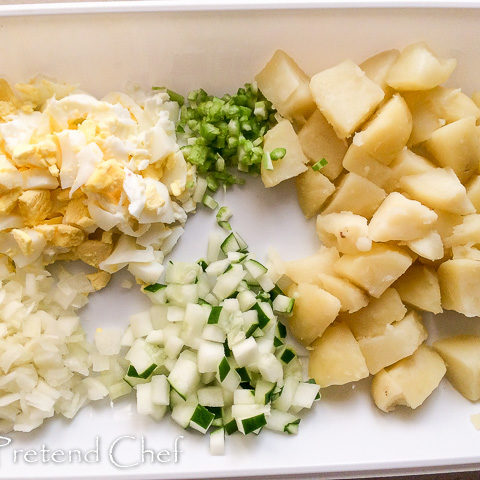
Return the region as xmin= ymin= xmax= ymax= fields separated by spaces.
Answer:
xmin=120 ymin=230 xmax=320 ymax=455
xmin=0 ymin=256 xmax=127 ymax=433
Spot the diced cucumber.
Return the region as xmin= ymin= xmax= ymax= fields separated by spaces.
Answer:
xmin=207 ymin=305 xmax=223 ymax=324
xmin=257 ymin=273 xmax=275 ymax=292
xmin=244 ymin=259 xmax=268 ymax=280
xmin=254 ymin=380 xmax=276 ymax=405
xmin=265 ymin=409 xmax=299 ymax=433
xmin=272 ymin=294 xmax=295 ymax=314
xmin=220 ymin=233 xmax=242 ymax=254
xmin=193 ymin=176 xmax=208 ymax=203
xmin=145 ymin=329 xmax=164 ymax=345
xmin=233 ymin=389 xmax=255 ymax=405
xmin=292 ymin=382 xmax=321 ymax=410
xmin=136 ymin=383 xmax=154 ymax=415
xmin=273 ymin=376 xmax=299 ymax=412
xmin=218 ymin=357 xmax=231 ymax=382
xmin=167 ymin=356 xmax=200 ymax=399
xmin=108 ymin=381 xmax=132 ymax=400
xmin=165 ymin=262 xmax=200 ymax=285
xmin=167 ymin=306 xmax=185 ymax=323
xmin=171 ymin=403 xmax=197 ymax=429
xmin=279 ymin=347 xmax=296 ymax=364
xmin=237 ymin=290 xmax=257 ymax=312
xmin=207 ymin=231 xmax=225 ymax=263
xmin=210 ymin=428 xmax=225 ymax=455
xmin=252 ymin=302 xmax=274 ymax=329
xmin=198 ymin=340 xmax=224 ymax=373
xmin=166 ymin=284 xmax=199 ymax=306
xmin=212 ymin=264 xmax=245 ymax=300
xmin=257 ymin=353 xmax=283 ymax=384
xmin=151 ymin=375 xmax=170 ymax=405
xmin=130 ymin=311 xmax=153 ymax=338
xmin=197 ymin=386 xmax=224 ymax=407
xmin=231 ymin=337 xmax=258 ymax=368
xmin=206 ymin=259 xmax=230 ymax=276
xmin=202 ymin=324 xmax=226 ymax=343
xmin=121 ymin=327 xmax=134 ymax=347
xmin=190 ymin=404 xmax=215 ymax=434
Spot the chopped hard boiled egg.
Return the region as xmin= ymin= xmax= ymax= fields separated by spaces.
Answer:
xmin=0 ymin=78 xmax=197 ymax=284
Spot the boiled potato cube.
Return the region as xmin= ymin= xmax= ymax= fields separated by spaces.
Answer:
xmin=372 ymin=345 xmax=445 ymax=412
xmin=284 ymin=246 xmax=339 ymax=284
xmin=288 ymin=283 xmax=341 ymax=345
xmin=358 ymin=311 xmax=428 ymax=374
xmin=298 ymin=110 xmax=347 ymax=181
xmin=368 ymin=192 xmax=437 ymax=242
xmin=309 ymin=322 xmax=369 ymax=388
xmin=316 ymin=211 xmax=372 ymax=254
xmin=393 ymin=264 xmax=442 ymax=314
xmin=295 ymin=168 xmax=335 ymax=219
xmin=425 ymin=117 xmax=480 ymax=183
xmin=404 ymin=87 xmax=480 ymax=145
xmin=360 ymin=49 xmax=400 ymax=93
xmin=316 ymin=273 xmax=369 ymax=313
xmin=435 ymin=209 xmax=463 ymax=244
xmin=323 ymin=172 xmax=386 ymax=219
xmin=433 ymin=335 xmax=480 ymax=401
xmin=334 ymin=244 xmax=413 ymax=298
xmin=466 ymin=176 xmax=480 ymax=212
xmin=255 ymin=50 xmax=316 ymax=124
xmin=384 ymin=149 xmax=435 ymax=192
xmin=353 ymin=94 xmax=412 ymax=164
xmin=405 ymin=231 xmax=444 ymax=261
xmin=261 ymin=120 xmax=308 ymax=188
xmin=452 ymin=244 xmax=480 ymax=261
xmin=310 ymin=60 xmax=384 ymax=138
xmin=340 ymin=288 xmax=407 ymax=338
xmin=386 ymin=42 xmax=456 ymax=91
xmin=438 ymin=259 xmax=480 ymax=317
xmin=400 ymin=168 xmax=475 ymax=215
xmin=444 ymin=214 xmax=480 ymax=248
xmin=342 ymin=144 xmax=392 ymax=188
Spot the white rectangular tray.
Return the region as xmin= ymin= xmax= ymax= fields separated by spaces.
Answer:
xmin=1 ymin=4 xmax=480 ymax=479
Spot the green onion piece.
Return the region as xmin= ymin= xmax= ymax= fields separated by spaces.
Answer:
xmin=262 ymin=152 xmax=273 ymax=171
xmin=312 ymin=158 xmax=328 ymax=171
xmin=202 ymin=194 xmax=219 ymax=210
xmin=166 ymin=89 xmax=185 ymax=106
xmin=144 ymin=283 xmax=166 ymax=293
xmin=270 ymin=148 xmax=286 ymax=161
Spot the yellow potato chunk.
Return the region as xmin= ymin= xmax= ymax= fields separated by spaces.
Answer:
xmin=452 ymin=244 xmax=480 ymax=261
xmin=444 ymin=214 xmax=480 ymax=248
xmin=295 ymin=168 xmax=335 ymax=219
xmin=342 ymin=144 xmax=392 ymax=188
xmin=261 ymin=120 xmax=308 ymax=188
xmin=405 ymin=231 xmax=444 ymax=261
xmin=284 ymin=246 xmax=339 ymax=284
xmin=368 ymin=192 xmax=438 ymax=242
xmin=288 ymin=283 xmax=341 ymax=345
xmin=316 ymin=211 xmax=371 ymax=254
xmin=358 ymin=311 xmax=428 ymax=374
xmin=316 ymin=272 xmax=369 ymax=313
xmin=255 ymin=49 xmax=316 ymax=124
xmin=466 ymin=176 xmax=480 ymax=212
xmin=340 ymin=288 xmax=407 ymax=338
xmin=360 ymin=49 xmax=400 ymax=93
xmin=353 ymin=94 xmax=412 ymax=164
xmin=334 ymin=244 xmax=413 ymax=298
xmin=435 ymin=209 xmax=463 ymax=244
xmin=438 ymin=259 xmax=480 ymax=317
xmin=309 ymin=322 xmax=369 ymax=388
xmin=323 ymin=172 xmax=386 ymax=219
xmin=433 ymin=335 xmax=480 ymax=401
xmin=404 ymin=87 xmax=480 ymax=145
xmin=400 ymin=168 xmax=475 ymax=215
xmin=425 ymin=117 xmax=480 ymax=183
xmin=372 ymin=345 xmax=445 ymax=412
xmin=394 ymin=264 xmax=442 ymax=314
xmin=297 ymin=110 xmax=347 ymax=181
xmin=384 ymin=149 xmax=435 ymax=192
xmin=386 ymin=42 xmax=456 ymax=91
xmin=310 ymin=60 xmax=384 ymax=138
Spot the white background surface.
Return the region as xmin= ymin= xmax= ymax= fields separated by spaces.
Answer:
xmin=0 ymin=5 xmax=480 ymax=479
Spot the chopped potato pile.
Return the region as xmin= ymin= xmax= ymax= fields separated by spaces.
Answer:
xmin=0 ymin=77 xmax=196 ymax=286
xmin=257 ymin=43 xmax=480 ymax=412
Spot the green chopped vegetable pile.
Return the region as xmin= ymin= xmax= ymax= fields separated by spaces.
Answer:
xmin=172 ymin=83 xmax=278 ymax=189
